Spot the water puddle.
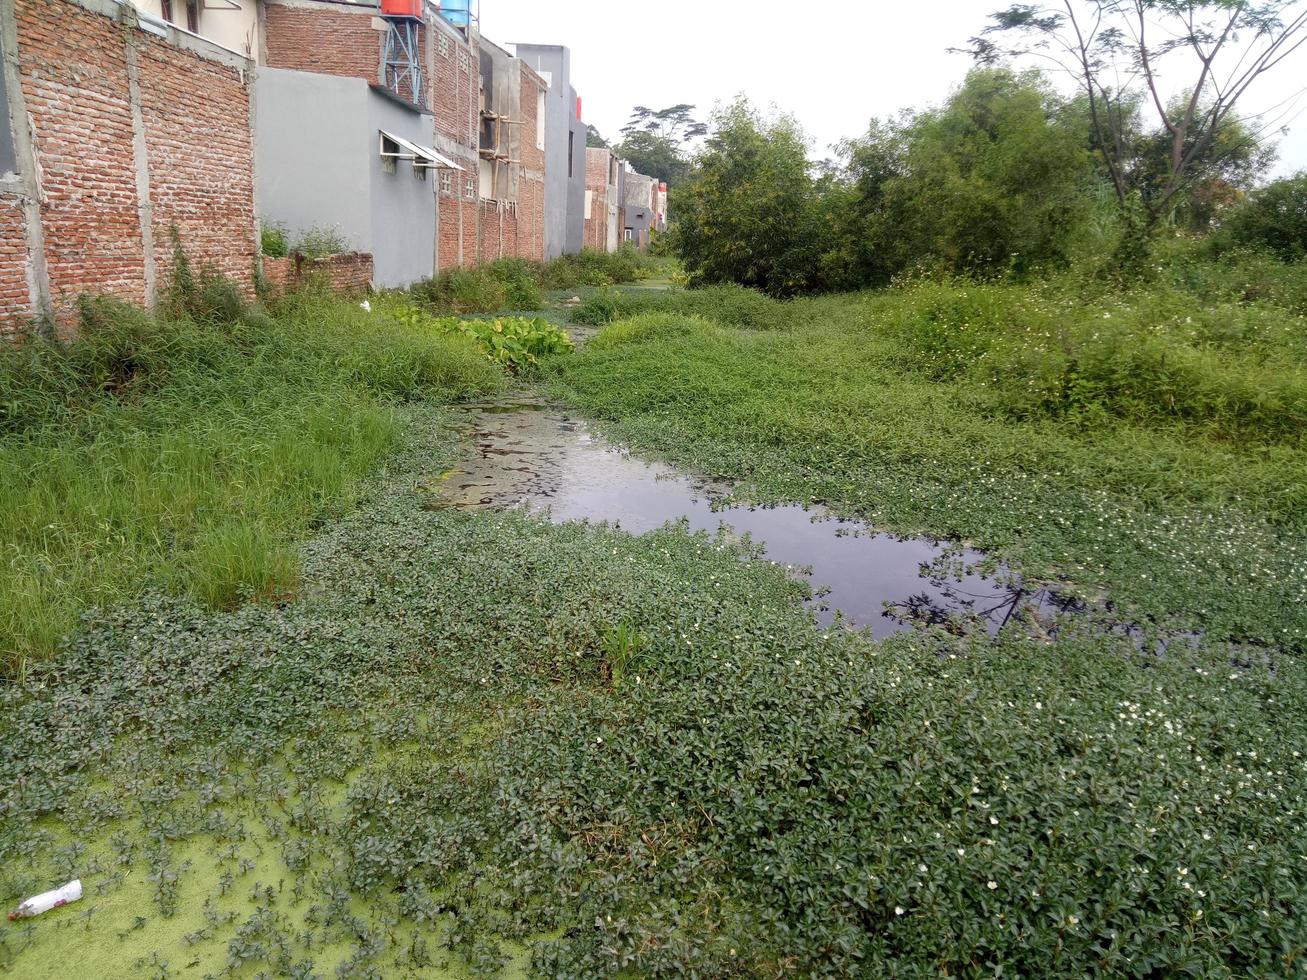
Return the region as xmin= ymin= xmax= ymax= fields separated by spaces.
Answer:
xmin=435 ymin=396 xmax=1069 ymax=639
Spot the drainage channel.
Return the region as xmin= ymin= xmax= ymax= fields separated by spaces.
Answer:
xmin=435 ymin=395 xmax=1071 ymax=639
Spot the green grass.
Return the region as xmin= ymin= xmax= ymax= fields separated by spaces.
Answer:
xmin=0 ymin=291 xmax=501 ymax=675
xmin=5 ymin=259 xmax=1307 ymax=976
xmin=3 ymin=404 xmax=1306 ymax=976
xmin=550 ymin=272 xmax=1307 ymax=649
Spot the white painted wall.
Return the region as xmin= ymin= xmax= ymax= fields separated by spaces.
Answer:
xmin=131 ymin=0 xmax=260 ymax=60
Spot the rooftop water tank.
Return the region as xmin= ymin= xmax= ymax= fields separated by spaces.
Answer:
xmin=440 ymin=0 xmax=471 ymax=26
xmin=380 ymin=0 xmax=421 ymax=17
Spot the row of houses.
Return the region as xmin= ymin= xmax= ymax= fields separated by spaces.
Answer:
xmin=0 ymin=0 xmax=667 ymax=336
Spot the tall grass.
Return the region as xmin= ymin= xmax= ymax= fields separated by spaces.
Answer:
xmin=0 ymin=289 xmax=501 ymax=675
xmin=406 ymin=245 xmax=657 ymax=315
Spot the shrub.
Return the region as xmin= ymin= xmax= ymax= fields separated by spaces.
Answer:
xmin=1214 ymin=172 xmax=1307 ymax=261
xmin=260 ymin=223 xmax=289 ymax=258
xmin=295 ymin=224 xmax=350 ymax=259
xmin=540 ymin=246 xmax=653 ymax=291
xmin=409 ymin=268 xmax=506 ymax=314
xmin=484 ymin=258 xmax=545 ymax=309
xmin=385 ymin=302 xmax=572 ymax=371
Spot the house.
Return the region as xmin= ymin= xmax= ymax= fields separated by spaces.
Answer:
xmin=584 ymin=147 xmax=624 ymax=252
xmin=477 ymin=39 xmax=548 ymax=263
xmin=514 ymin=44 xmax=586 ymax=259
xmin=622 ymin=170 xmax=659 ymax=250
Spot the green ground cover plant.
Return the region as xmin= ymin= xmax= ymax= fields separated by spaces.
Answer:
xmin=0 ymin=288 xmax=501 ymax=675
xmin=551 ymin=269 xmax=1307 ymax=651
xmin=3 ymin=404 xmax=1305 ymax=977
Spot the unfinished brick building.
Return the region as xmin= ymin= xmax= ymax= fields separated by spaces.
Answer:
xmin=0 ymin=0 xmax=257 ymax=338
xmin=584 ymin=146 xmax=623 ymax=252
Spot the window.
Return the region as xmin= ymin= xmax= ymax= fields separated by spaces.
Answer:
xmin=440 ymin=170 xmax=452 ymax=196
xmin=380 ymin=133 xmax=399 ymax=174
xmin=458 ymin=48 xmax=469 ymax=72
xmin=584 ymin=190 xmax=593 ymax=220
xmin=624 ymin=228 xmax=634 ymax=241
xmin=567 ymin=131 xmax=573 ymax=178
xmin=438 ymin=33 xmax=449 ymax=58
xmin=464 ymin=175 xmax=475 ymax=200
xmin=161 ymin=0 xmax=199 ymax=31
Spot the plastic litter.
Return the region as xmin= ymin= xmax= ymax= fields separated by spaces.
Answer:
xmin=8 ymin=880 xmax=82 ymax=920
xmin=360 ymin=299 xmax=372 ymax=313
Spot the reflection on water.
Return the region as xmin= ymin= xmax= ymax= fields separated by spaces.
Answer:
xmin=437 ymin=396 xmax=1049 ymax=638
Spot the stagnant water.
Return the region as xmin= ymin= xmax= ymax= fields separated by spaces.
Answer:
xmin=437 ymin=396 xmax=1071 ymax=638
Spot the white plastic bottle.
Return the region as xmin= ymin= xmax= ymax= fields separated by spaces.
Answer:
xmin=8 ymin=880 xmax=82 ymax=920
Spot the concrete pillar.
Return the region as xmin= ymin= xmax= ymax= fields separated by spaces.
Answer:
xmin=0 ymin=0 xmax=53 ymax=337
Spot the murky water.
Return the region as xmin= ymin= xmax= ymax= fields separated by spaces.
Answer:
xmin=437 ymin=396 xmax=1067 ymax=638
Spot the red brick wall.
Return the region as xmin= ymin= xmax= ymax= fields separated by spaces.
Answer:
xmin=430 ymin=22 xmax=477 ymax=151
xmin=138 ymin=39 xmax=256 ymax=294
xmin=264 ymin=3 xmax=381 ymax=84
xmin=3 ymin=0 xmax=256 ymax=333
xmin=517 ymin=70 xmax=545 ymax=263
xmin=263 ymin=252 xmax=372 ymax=294
xmin=0 ymin=199 xmax=31 ymax=339
xmin=16 ymin=0 xmax=146 ymax=319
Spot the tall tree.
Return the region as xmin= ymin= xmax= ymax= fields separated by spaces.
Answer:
xmin=614 ymin=104 xmax=708 ymax=186
xmin=960 ymin=1 xmax=1307 ymax=223
xmin=674 ymin=99 xmax=822 ymax=296
xmin=585 ymin=124 xmax=610 ymax=149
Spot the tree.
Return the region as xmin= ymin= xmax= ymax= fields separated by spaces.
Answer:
xmin=673 ymin=100 xmax=823 ymax=296
xmin=1214 ymin=170 xmax=1307 ymax=257
xmin=960 ymin=1 xmax=1307 ymax=225
xmin=614 ymin=104 xmax=708 ymax=186
xmin=585 ymin=124 xmax=609 ymax=149
xmin=614 ymin=130 xmax=689 ymax=185
xmin=827 ymin=70 xmax=1099 ymax=284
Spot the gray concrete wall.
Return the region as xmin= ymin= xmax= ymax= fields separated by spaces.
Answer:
xmin=366 ymin=88 xmax=437 ymax=288
xmin=566 ymin=84 xmax=585 ymax=255
xmin=515 ymin=43 xmax=570 ymax=259
xmin=623 ymin=171 xmax=655 ymax=249
xmin=255 ymin=67 xmax=436 ymax=288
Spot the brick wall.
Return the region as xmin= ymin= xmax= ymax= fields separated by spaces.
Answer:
xmin=1 ymin=0 xmax=256 ymax=335
xmin=0 ymin=199 xmax=29 ymax=339
xmin=138 ymin=37 xmax=256 ymax=294
xmin=516 ymin=68 xmax=545 ymax=263
xmin=263 ymin=252 xmax=372 ymax=294
xmin=264 ymin=2 xmax=382 ymax=84
xmin=15 ymin=0 xmax=146 ymax=317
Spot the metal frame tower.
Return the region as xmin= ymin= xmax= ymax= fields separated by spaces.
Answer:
xmin=382 ymin=15 xmax=426 ymax=109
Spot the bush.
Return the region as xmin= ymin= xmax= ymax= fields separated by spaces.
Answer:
xmin=409 ymin=268 xmax=506 ymax=314
xmin=295 ymin=224 xmax=349 ymax=259
xmin=541 ymin=246 xmax=653 ymax=291
xmin=1214 ymin=172 xmax=1307 ymax=260
xmin=484 ymin=258 xmax=545 ymax=309
xmin=260 ymin=223 xmax=289 ymax=258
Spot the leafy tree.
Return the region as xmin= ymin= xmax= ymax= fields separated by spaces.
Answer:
xmin=828 ymin=70 xmax=1099 ymax=284
xmin=1214 ymin=170 xmax=1307 ymax=257
xmin=614 ymin=104 xmax=707 ymax=186
xmin=961 ymin=0 xmax=1307 ymax=225
xmin=585 ymin=124 xmax=609 ymax=149
xmin=673 ymin=99 xmax=822 ymax=296
xmin=615 ymin=130 xmax=688 ymax=185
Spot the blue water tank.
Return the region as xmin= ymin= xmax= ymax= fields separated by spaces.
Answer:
xmin=440 ymin=0 xmax=471 ymax=26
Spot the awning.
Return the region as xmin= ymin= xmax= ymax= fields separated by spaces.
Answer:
xmin=379 ymin=131 xmax=464 ymax=171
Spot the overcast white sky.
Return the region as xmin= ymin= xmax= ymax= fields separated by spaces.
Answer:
xmin=482 ymin=0 xmax=1307 ymax=179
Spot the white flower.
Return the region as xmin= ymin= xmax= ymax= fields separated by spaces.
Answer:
xmin=895 ymin=906 xmax=906 ymax=916
xmin=987 ymin=881 xmax=998 ymax=890
xmin=989 ymin=815 xmax=999 ymax=825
